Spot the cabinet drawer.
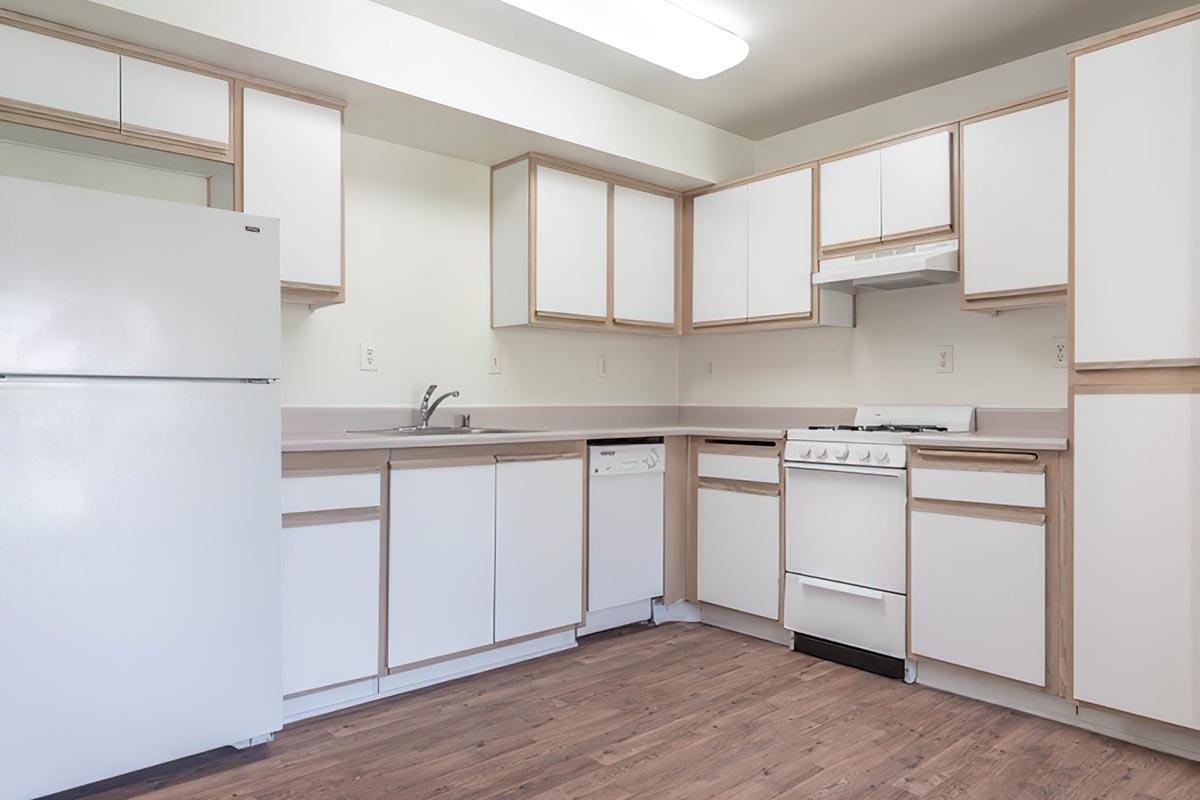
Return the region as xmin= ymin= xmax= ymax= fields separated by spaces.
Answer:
xmin=697 ymin=452 xmax=779 ymax=483
xmin=910 ymin=510 xmax=1044 ymax=685
xmin=911 ymin=467 xmax=1044 ymax=507
xmin=784 ymin=573 xmax=905 ymax=659
xmin=282 ymin=472 xmax=379 ymax=514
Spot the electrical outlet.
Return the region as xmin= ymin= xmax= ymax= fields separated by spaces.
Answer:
xmin=597 ymin=354 xmax=609 ymax=378
xmin=488 ymin=352 xmax=502 ymax=375
xmin=706 ymin=360 xmax=715 ymax=376
xmin=1052 ymin=337 xmax=1068 ymax=369
xmin=936 ymin=345 xmax=954 ymax=374
xmin=359 ymin=341 xmax=378 ymax=372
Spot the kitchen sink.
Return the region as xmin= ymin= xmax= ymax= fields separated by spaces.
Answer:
xmin=346 ymin=425 xmax=527 ymax=435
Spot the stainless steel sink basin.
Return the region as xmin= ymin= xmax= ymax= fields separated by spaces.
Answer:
xmin=346 ymin=425 xmax=526 ymax=436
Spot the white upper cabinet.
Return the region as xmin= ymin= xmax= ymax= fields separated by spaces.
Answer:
xmin=691 ymin=184 xmax=749 ymax=324
xmin=1074 ymin=392 xmax=1200 ymax=730
xmin=242 ymin=87 xmax=343 ymax=289
xmin=819 ymin=150 xmax=881 ymax=249
xmin=962 ymin=98 xmax=1067 ymax=298
xmin=1074 ymin=19 xmax=1200 ymax=365
xmin=534 ymin=165 xmax=608 ymax=319
xmin=0 ymin=24 xmax=120 ymax=125
xmin=748 ymin=168 xmax=813 ymax=319
xmin=119 ymin=56 xmax=230 ymax=149
xmin=612 ymin=185 xmax=676 ymax=326
xmin=880 ymin=130 xmax=952 ymax=238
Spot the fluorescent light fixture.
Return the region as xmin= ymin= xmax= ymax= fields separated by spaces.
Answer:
xmin=498 ymin=0 xmax=749 ymax=79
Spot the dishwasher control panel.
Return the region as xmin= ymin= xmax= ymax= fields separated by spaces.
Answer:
xmin=589 ymin=443 xmax=665 ymax=476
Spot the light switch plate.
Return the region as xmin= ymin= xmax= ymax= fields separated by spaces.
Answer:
xmin=359 ymin=342 xmax=378 ymax=372
xmin=489 ymin=352 xmax=503 ymax=375
xmin=936 ymin=345 xmax=954 ymax=374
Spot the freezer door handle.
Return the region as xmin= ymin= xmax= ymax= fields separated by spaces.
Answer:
xmin=797 ymin=576 xmax=885 ymax=601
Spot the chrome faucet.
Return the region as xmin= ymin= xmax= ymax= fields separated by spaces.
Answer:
xmin=417 ymin=384 xmax=459 ymax=429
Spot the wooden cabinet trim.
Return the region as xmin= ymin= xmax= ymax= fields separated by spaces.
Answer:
xmin=911 ymin=498 xmax=1046 ymax=526
xmin=697 ymin=477 xmax=780 ymax=497
xmin=913 ymin=448 xmax=1039 ymax=464
xmin=282 ymin=506 xmax=381 ymax=529
xmin=388 ymin=456 xmax=496 ymax=470
xmin=1068 ymin=5 xmax=1200 ymax=56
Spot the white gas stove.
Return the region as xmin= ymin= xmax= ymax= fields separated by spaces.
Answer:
xmin=782 ymin=405 xmax=975 ymax=680
xmin=785 ymin=405 xmax=975 ymax=469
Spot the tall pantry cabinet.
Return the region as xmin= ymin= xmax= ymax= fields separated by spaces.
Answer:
xmin=1070 ymin=10 xmax=1200 ymax=732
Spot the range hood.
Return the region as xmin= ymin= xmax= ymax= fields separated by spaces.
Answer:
xmin=814 ymin=240 xmax=959 ymax=293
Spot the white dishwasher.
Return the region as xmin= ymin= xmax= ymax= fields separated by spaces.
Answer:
xmin=581 ymin=442 xmax=665 ymax=635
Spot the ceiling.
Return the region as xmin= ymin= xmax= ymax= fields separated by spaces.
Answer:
xmin=378 ymin=0 xmax=1194 ymax=140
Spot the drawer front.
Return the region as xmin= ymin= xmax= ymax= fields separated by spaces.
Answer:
xmin=697 ymin=452 xmax=779 ymax=484
xmin=910 ymin=510 xmax=1045 ymax=685
xmin=282 ymin=472 xmax=380 ymax=514
xmin=783 ymin=573 xmax=906 ymax=658
xmin=911 ymin=467 xmax=1044 ymax=507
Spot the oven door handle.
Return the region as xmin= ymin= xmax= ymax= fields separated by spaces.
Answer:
xmin=797 ymin=576 xmax=885 ymax=601
xmin=785 ymin=463 xmax=905 ymax=479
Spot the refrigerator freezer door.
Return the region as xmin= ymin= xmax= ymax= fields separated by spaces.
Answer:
xmin=0 ymin=175 xmax=279 ymax=380
xmin=0 ymin=378 xmax=281 ymax=800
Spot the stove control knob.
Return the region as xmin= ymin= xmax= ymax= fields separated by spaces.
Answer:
xmin=645 ymin=450 xmax=660 ymax=469
xmin=814 ymin=447 xmax=827 ymax=460
xmin=857 ymin=447 xmax=872 ymax=463
xmin=799 ymin=446 xmax=812 ymax=459
xmin=873 ymin=448 xmax=890 ymax=464
xmin=833 ymin=445 xmax=850 ymax=461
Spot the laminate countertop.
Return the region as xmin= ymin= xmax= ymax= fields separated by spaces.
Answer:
xmin=283 ymin=427 xmax=1068 ymax=453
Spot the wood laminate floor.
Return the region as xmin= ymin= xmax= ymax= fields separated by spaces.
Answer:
xmin=51 ymin=624 xmax=1200 ymax=800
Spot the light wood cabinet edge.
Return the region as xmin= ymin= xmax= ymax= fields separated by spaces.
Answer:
xmin=282 ymin=505 xmax=381 ymax=528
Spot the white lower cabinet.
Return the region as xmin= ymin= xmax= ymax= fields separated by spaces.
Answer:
xmin=697 ymin=485 xmax=779 ymax=619
xmin=282 ymin=520 xmax=380 ymax=696
xmin=1074 ymin=393 xmax=1200 ymax=730
xmin=388 ymin=462 xmax=497 ymax=668
xmin=910 ymin=510 xmax=1045 ymax=686
xmin=783 ymin=574 xmax=906 ymax=659
xmin=495 ymin=457 xmax=584 ymax=641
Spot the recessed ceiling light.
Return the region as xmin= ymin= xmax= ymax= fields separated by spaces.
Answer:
xmin=497 ymin=0 xmax=749 ymax=80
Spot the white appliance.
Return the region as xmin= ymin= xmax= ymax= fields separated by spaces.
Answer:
xmin=582 ymin=442 xmax=665 ymax=635
xmin=815 ymin=239 xmax=959 ymax=293
xmin=783 ymin=405 xmax=974 ymax=678
xmin=0 ymin=176 xmax=282 ymax=800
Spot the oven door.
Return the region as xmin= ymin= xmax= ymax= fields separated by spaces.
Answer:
xmin=785 ymin=463 xmax=907 ymax=594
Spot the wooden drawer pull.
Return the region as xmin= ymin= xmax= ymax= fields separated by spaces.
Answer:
xmin=495 ymin=453 xmax=580 ymax=463
xmin=697 ymin=477 xmax=780 ymax=497
xmin=916 ymin=449 xmax=1038 ymax=463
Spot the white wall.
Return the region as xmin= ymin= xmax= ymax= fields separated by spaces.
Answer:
xmin=280 ymin=133 xmax=680 ymax=407
xmin=678 ymin=47 xmax=1071 ymax=410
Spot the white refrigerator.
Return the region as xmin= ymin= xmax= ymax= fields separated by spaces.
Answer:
xmin=0 ymin=176 xmax=283 ymax=800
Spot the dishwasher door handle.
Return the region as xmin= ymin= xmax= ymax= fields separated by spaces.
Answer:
xmin=797 ymin=576 xmax=885 ymax=601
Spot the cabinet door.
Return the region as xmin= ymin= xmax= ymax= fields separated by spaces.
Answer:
xmin=880 ymin=130 xmax=952 ymax=238
xmin=910 ymin=510 xmax=1045 ymax=686
xmin=1074 ymin=21 xmax=1200 ymax=365
xmin=612 ymin=185 xmax=676 ymax=326
xmin=1074 ymin=393 xmax=1200 ymax=730
xmin=819 ymin=150 xmax=881 ymax=248
xmin=748 ymin=168 xmax=813 ymax=319
xmin=534 ymin=166 xmax=608 ymax=319
xmin=243 ymin=88 xmax=342 ymax=287
xmin=691 ymin=185 xmax=748 ymax=324
xmin=495 ymin=457 xmax=584 ymax=641
xmin=388 ymin=463 xmax=495 ymax=667
xmin=120 ymin=56 xmax=230 ymax=148
xmin=962 ymin=100 xmax=1067 ymax=296
xmin=282 ymin=520 xmax=380 ymax=695
xmin=0 ymin=24 xmax=119 ymax=125
xmin=697 ymin=486 xmax=779 ymax=619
